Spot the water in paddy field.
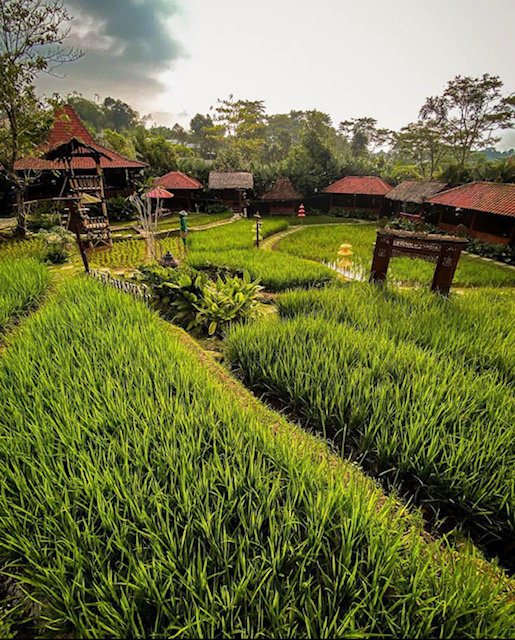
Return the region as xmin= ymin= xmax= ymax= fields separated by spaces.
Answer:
xmin=326 ymin=260 xmax=368 ymax=282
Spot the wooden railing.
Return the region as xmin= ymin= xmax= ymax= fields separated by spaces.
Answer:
xmin=89 ymin=270 xmax=151 ymax=300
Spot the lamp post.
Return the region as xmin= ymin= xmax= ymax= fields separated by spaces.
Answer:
xmin=254 ymin=211 xmax=262 ymax=248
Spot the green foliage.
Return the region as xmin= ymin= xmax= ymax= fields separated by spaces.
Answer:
xmin=101 ymin=129 xmax=137 ymax=160
xmin=188 ymin=249 xmax=337 ymax=292
xmin=137 ymin=263 xmax=262 ymax=335
xmin=226 ymin=300 xmax=515 ymax=542
xmin=0 ymin=257 xmax=49 ymax=333
xmin=0 ymin=277 xmax=513 ymax=637
xmin=35 ymin=226 xmax=74 ymax=264
xmin=205 ymin=203 xmax=232 ymax=214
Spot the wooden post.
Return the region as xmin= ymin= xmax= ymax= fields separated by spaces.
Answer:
xmin=431 ymin=242 xmax=464 ymax=296
xmin=369 ymin=232 xmax=392 ymax=284
xmin=68 ymin=200 xmax=89 ymax=273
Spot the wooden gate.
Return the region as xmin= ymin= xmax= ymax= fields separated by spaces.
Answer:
xmin=370 ymin=229 xmax=467 ymax=295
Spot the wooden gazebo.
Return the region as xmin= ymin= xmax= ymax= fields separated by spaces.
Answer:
xmin=44 ymin=138 xmax=112 ymax=248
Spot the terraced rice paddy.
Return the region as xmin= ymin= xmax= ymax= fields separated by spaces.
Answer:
xmin=90 ymin=218 xmax=289 ymax=270
xmin=0 ymin=277 xmax=513 ymax=637
xmin=226 ymin=287 xmax=515 ymax=552
xmin=277 ymin=284 xmax=515 ymax=384
xmin=277 ymin=223 xmax=515 ymax=288
xmin=0 ymin=258 xmax=50 ymax=334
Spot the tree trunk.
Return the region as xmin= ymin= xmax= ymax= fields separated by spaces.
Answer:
xmin=15 ymin=187 xmax=26 ymax=238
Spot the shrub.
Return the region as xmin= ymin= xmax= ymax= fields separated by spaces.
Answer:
xmin=136 ymin=263 xmax=262 ymax=335
xmin=89 ymin=196 xmax=137 ymax=223
xmin=36 ymin=226 xmax=75 ymax=264
xmin=329 ymin=207 xmax=378 ymax=220
xmin=205 ymin=203 xmax=232 ymax=215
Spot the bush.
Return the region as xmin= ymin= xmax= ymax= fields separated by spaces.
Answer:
xmin=27 ymin=201 xmax=65 ymax=231
xmin=89 ymin=196 xmax=137 ymax=223
xmin=328 ymin=207 xmax=378 ymax=220
xmin=136 ymin=263 xmax=262 ymax=335
xmin=36 ymin=227 xmax=75 ymax=264
xmin=205 ymin=203 xmax=232 ymax=215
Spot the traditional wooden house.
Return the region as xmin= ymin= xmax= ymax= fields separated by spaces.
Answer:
xmin=322 ymin=176 xmax=392 ymax=214
xmin=14 ymin=105 xmax=147 ymax=202
xmin=427 ymin=182 xmax=515 ymax=246
xmin=258 ymin=177 xmax=302 ymax=215
xmin=384 ymin=180 xmax=448 ymax=218
xmin=208 ymin=171 xmax=253 ymax=214
xmin=154 ymin=171 xmax=203 ymax=212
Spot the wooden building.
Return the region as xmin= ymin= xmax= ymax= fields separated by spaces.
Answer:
xmin=384 ymin=180 xmax=448 ymax=218
xmin=259 ymin=177 xmax=302 ymax=215
xmin=14 ymin=105 xmax=147 ymax=202
xmin=427 ymin=182 xmax=515 ymax=246
xmin=154 ymin=171 xmax=203 ymax=212
xmin=208 ymin=171 xmax=253 ymax=214
xmin=322 ymin=176 xmax=392 ymax=214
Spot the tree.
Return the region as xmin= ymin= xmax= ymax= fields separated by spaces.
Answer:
xmin=0 ymin=0 xmax=82 ymax=234
xmin=393 ymin=121 xmax=448 ymax=178
xmin=210 ymin=96 xmax=267 ymax=164
xmin=67 ymin=94 xmax=104 ymax=132
xmin=102 ymin=97 xmax=140 ymax=131
xmin=339 ymin=117 xmax=392 ymax=156
xmin=102 ymin=129 xmax=137 ymax=160
xmin=132 ymin=127 xmax=177 ymax=176
xmin=419 ymin=74 xmax=514 ymax=172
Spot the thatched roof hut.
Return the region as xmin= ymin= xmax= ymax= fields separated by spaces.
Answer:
xmin=262 ymin=177 xmax=301 ymax=201
xmin=208 ymin=171 xmax=254 ymax=190
xmin=385 ymin=180 xmax=448 ymax=204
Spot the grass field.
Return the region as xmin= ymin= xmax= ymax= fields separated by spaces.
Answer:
xmin=0 ymin=258 xmax=50 ymax=334
xmin=277 ymin=284 xmax=515 ymax=385
xmin=0 ymin=278 xmax=513 ymax=637
xmin=0 ymin=238 xmax=46 ymax=263
xmin=226 ymin=312 xmax=515 ymax=547
xmin=188 ymin=249 xmax=337 ymax=291
xmin=90 ymin=218 xmax=290 ymax=270
xmin=277 ymin=223 xmax=515 ymax=288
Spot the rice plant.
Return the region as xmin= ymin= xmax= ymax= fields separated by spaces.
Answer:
xmin=0 ymin=238 xmax=46 ymax=263
xmin=90 ymin=219 xmax=290 ymax=270
xmin=277 ymin=223 xmax=515 ymax=288
xmin=188 ymin=249 xmax=337 ymax=291
xmin=277 ymin=283 xmax=515 ymax=384
xmin=226 ymin=314 xmax=515 ymax=548
xmin=0 ymin=258 xmax=50 ymax=334
xmin=0 ymin=278 xmax=512 ymax=637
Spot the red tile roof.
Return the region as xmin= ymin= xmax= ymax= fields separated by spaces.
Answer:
xmin=155 ymin=170 xmax=203 ymax=190
xmin=15 ymin=105 xmax=147 ymax=172
xmin=324 ymin=175 xmax=392 ymax=195
xmin=428 ymin=182 xmax=515 ymax=218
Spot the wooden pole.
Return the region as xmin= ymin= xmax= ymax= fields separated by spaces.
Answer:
xmin=68 ymin=200 xmax=89 ymax=273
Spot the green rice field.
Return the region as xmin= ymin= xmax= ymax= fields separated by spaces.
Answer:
xmin=277 ymin=284 xmax=515 ymax=384
xmin=0 ymin=277 xmax=513 ymax=637
xmin=0 ymin=258 xmax=50 ymax=334
xmin=226 ymin=289 xmax=515 ymax=547
xmin=277 ymin=223 xmax=515 ymax=288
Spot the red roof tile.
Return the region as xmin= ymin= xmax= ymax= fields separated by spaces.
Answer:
xmin=323 ymin=176 xmax=392 ymax=196
xmin=428 ymin=182 xmax=515 ymax=218
xmin=155 ymin=170 xmax=203 ymax=190
xmin=15 ymin=106 xmax=147 ymax=172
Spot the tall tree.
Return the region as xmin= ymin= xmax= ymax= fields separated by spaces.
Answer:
xmin=339 ymin=117 xmax=392 ymax=156
xmin=0 ymin=0 xmax=81 ymax=234
xmin=393 ymin=121 xmax=448 ymax=178
xmin=419 ymin=74 xmax=514 ymax=172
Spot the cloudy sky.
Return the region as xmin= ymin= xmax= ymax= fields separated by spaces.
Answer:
xmin=37 ymin=0 xmax=515 ymax=148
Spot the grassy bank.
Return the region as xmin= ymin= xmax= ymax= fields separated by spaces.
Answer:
xmin=0 ymin=278 xmax=513 ymax=637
